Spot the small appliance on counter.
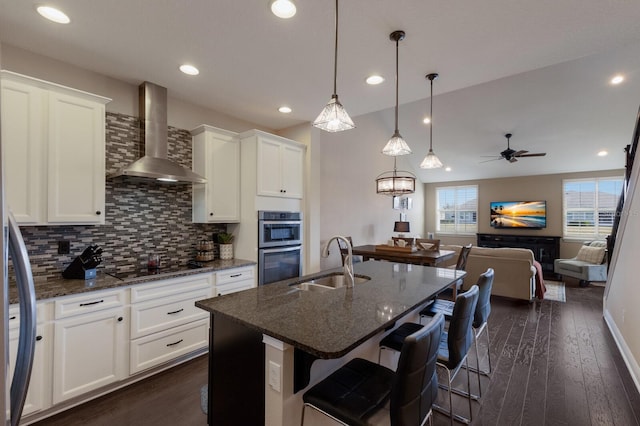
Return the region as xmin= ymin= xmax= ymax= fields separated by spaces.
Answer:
xmin=62 ymin=244 xmax=103 ymax=279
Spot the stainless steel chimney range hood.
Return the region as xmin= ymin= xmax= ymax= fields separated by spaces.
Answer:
xmin=107 ymin=82 xmax=206 ymax=184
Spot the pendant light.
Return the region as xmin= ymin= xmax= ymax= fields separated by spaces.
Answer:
xmin=313 ymin=0 xmax=355 ymax=132
xmin=420 ymin=73 xmax=443 ymax=168
xmin=375 ymin=156 xmax=416 ymax=196
xmin=382 ymin=30 xmax=411 ymax=156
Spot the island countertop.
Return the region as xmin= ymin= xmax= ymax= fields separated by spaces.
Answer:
xmin=195 ymin=260 xmax=465 ymax=359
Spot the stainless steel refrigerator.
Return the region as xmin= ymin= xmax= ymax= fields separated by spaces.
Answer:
xmin=1 ymin=62 xmax=38 ymax=425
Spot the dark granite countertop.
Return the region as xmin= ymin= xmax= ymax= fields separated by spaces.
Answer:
xmin=195 ymin=260 xmax=465 ymax=359
xmin=10 ymin=259 xmax=256 ymax=304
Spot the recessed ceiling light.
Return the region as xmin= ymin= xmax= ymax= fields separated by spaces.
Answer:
xmin=423 ymin=117 xmax=431 ymax=124
xmin=179 ymin=64 xmax=199 ymax=76
xmin=278 ymin=106 xmax=292 ymax=113
xmin=445 ymin=167 xmax=451 ymax=172
xmin=270 ymin=0 xmax=296 ymax=18
xmin=366 ymin=75 xmax=384 ymax=85
xmin=610 ymin=74 xmax=624 ymax=85
xmin=597 ymin=150 xmax=608 ymax=157
xmin=36 ymin=6 xmax=70 ymax=24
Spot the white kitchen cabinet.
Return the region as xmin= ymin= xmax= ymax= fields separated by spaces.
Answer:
xmin=0 ymin=71 xmax=110 ymax=225
xmin=191 ymin=125 xmax=240 ymax=223
xmin=256 ymin=133 xmax=304 ymax=198
xmin=52 ymin=290 xmax=127 ymax=404
xmin=8 ymin=303 xmax=52 ymax=417
xmin=215 ymin=265 xmax=255 ymax=296
xmin=129 ymin=273 xmax=212 ymax=374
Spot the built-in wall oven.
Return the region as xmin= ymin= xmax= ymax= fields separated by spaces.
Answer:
xmin=258 ymin=211 xmax=302 ymax=286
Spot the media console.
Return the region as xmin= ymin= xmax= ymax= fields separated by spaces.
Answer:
xmin=477 ymin=233 xmax=560 ymax=280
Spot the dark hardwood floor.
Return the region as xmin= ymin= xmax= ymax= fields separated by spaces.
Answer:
xmin=33 ymin=281 xmax=640 ymax=426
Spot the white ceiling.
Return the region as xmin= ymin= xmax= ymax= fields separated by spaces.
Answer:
xmin=1 ymin=0 xmax=640 ymax=182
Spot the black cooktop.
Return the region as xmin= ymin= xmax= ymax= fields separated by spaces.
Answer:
xmin=105 ymin=262 xmax=203 ymax=281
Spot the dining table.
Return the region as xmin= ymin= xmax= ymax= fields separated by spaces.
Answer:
xmin=351 ymin=244 xmax=457 ymax=267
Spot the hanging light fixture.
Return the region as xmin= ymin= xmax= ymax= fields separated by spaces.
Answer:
xmin=375 ymin=156 xmax=416 ymax=196
xmin=382 ymin=30 xmax=411 ymax=156
xmin=420 ymin=73 xmax=443 ymax=169
xmin=313 ymin=0 xmax=355 ymax=132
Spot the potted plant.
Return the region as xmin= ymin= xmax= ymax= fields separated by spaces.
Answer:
xmin=217 ymin=232 xmax=234 ymax=260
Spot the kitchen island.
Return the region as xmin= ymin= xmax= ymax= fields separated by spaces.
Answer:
xmin=195 ymin=260 xmax=465 ymax=426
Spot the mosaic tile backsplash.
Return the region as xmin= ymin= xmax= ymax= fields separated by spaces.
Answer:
xmin=19 ymin=112 xmax=226 ymax=280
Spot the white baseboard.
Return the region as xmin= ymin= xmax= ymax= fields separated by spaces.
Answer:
xmin=603 ymin=309 xmax=640 ymax=395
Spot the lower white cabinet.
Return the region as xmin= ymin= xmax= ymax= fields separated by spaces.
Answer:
xmin=52 ymin=291 xmax=127 ymax=404
xmin=8 ymin=303 xmax=52 ymax=416
xmin=129 ymin=274 xmax=212 ymax=374
xmin=214 ymin=266 xmax=255 ymax=296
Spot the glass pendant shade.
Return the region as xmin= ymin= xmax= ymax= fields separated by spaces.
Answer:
xmin=382 ymin=131 xmax=412 ymax=156
xmin=420 ymin=148 xmax=443 ymax=169
xmin=313 ymin=95 xmax=355 ymax=132
xmin=420 ymin=73 xmax=443 ymax=169
xmin=313 ymin=0 xmax=354 ymax=132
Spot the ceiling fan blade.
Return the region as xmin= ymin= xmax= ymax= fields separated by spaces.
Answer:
xmin=479 ymin=157 xmax=502 ymax=163
xmin=513 ymin=150 xmax=528 ymax=156
xmin=517 ymin=152 xmax=547 ymax=157
xmin=508 ymin=157 xmax=518 ymax=163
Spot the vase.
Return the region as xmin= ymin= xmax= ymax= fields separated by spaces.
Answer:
xmin=219 ymin=243 xmax=233 ymax=260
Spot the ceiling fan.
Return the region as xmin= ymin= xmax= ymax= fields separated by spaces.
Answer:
xmin=482 ymin=133 xmax=547 ymax=163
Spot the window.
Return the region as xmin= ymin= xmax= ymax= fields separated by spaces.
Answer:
xmin=563 ymin=177 xmax=623 ymax=239
xmin=436 ymin=185 xmax=478 ymax=234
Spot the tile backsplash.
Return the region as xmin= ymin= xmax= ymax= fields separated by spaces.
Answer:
xmin=18 ymin=112 xmax=226 ymax=280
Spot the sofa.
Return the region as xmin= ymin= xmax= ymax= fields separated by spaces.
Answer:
xmin=441 ymin=245 xmax=537 ymax=301
xmin=554 ymin=241 xmax=607 ymax=287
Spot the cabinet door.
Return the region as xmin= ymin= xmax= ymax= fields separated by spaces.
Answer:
xmin=280 ymin=143 xmax=304 ymax=199
xmin=0 ymin=79 xmax=46 ymax=224
xmin=47 ymin=91 xmax=106 ymax=224
xmin=9 ymin=324 xmax=51 ymax=416
xmin=256 ymin=137 xmax=283 ymax=197
xmin=206 ymin=133 xmax=240 ymax=222
xmin=52 ymin=307 xmax=127 ymax=404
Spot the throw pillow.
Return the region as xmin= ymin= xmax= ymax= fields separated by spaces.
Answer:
xmin=576 ymin=245 xmax=605 ymax=264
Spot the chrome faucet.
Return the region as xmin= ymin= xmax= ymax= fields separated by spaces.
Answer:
xmin=322 ymin=235 xmax=355 ymax=288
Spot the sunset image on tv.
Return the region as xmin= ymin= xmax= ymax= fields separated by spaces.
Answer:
xmin=490 ymin=201 xmax=546 ymax=228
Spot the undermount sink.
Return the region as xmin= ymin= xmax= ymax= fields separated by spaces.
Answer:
xmin=291 ymin=273 xmax=371 ymax=292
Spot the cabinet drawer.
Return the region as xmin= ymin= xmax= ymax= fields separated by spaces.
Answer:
xmin=130 ymin=287 xmax=211 ymax=339
xmin=130 ymin=318 xmax=208 ymax=374
xmin=215 ymin=279 xmax=254 ymax=296
xmin=54 ymin=290 xmax=125 ymax=319
xmin=9 ymin=302 xmax=48 ymax=329
xmin=216 ymin=266 xmax=254 ymax=285
xmin=130 ymin=273 xmax=213 ymax=303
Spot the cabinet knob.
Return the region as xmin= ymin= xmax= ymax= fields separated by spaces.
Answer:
xmin=96 ymin=210 xmax=102 ymax=215
xmin=117 ymin=317 xmax=123 ymax=322
xmin=36 ymin=335 xmax=43 ymax=341
xmin=210 ymin=212 xmax=214 ymax=216
xmin=280 ymin=189 xmax=284 ymax=193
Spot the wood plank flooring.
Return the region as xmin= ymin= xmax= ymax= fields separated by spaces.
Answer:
xmin=33 ymin=281 xmax=640 ymax=426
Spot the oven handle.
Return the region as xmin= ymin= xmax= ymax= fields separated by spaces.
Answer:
xmin=260 ymin=220 xmax=302 ymax=226
xmin=260 ymin=245 xmax=301 ymax=254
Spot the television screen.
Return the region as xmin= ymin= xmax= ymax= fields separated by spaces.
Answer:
xmin=490 ymin=201 xmax=547 ymax=229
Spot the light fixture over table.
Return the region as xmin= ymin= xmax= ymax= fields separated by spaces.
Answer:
xmin=382 ymin=30 xmax=411 ymax=156
xmin=313 ymin=0 xmax=355 ymax=132
xmin=420 ymin=73 xmax=443 ymax=169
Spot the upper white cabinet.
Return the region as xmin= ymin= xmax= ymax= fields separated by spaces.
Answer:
xmin=242 ymin=130 xmax=305 ymax=199
xmin=191 ymin=125 xmax=240 ymax=223
xmin=0 ymin=71 xmax=110 ymax=225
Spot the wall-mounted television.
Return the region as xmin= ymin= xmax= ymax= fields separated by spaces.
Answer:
xmin=490 ymin=201 xmax=547 ymax=229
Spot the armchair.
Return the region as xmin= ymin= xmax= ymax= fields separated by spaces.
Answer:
xmin=554 ymin=241 xmax=607 ymax=287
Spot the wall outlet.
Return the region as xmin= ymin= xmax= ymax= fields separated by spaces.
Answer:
xmin=268 ymin=361 xmax=281 ymax=392
xmin=58 ymin=241 xmax=70 ymax=254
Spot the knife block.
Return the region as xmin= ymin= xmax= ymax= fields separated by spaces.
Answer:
xmin=63 ymin=257 xmax=97 ymax=279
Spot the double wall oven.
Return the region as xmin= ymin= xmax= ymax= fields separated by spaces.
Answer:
xmin=258 ymin=211 xmax=302 ymax=285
